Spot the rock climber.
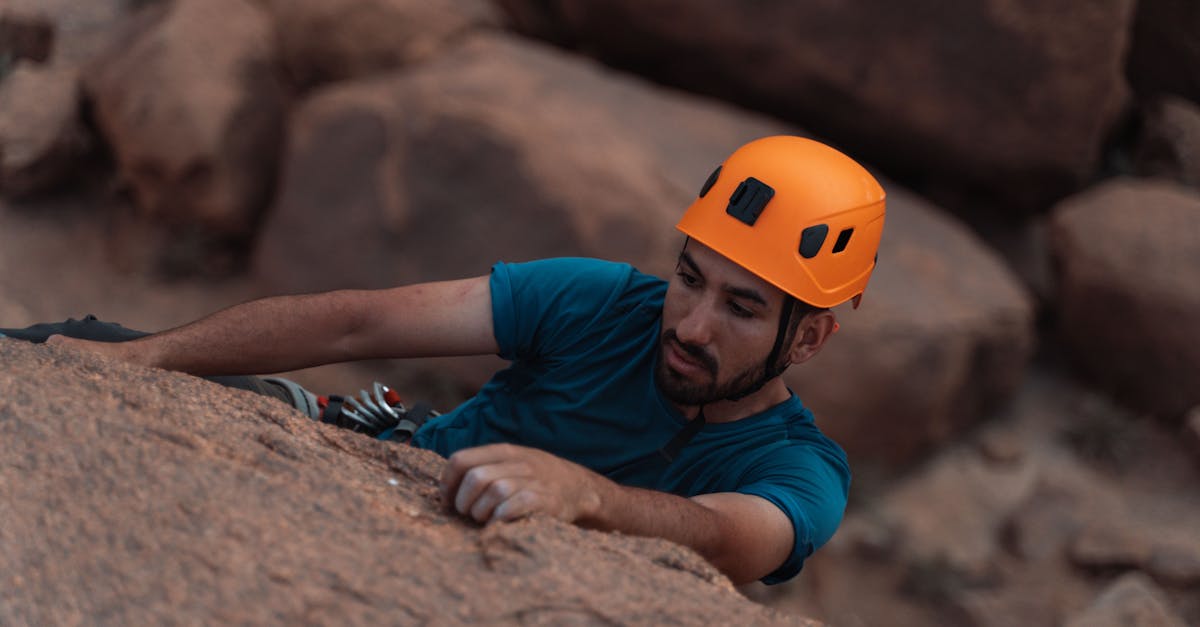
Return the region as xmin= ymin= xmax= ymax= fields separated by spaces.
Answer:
xmin=2 ymin=136 xmax=885 ymax=585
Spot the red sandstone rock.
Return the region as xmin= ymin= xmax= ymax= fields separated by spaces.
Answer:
xmin=253 ymin=0 xmax=498 ymax=89
xmin=1002 ymin=471 xmax=1125 ymax=562
xmin=0 ymin=62 xmax=90 ymax=196
xmin=1069 ymin=522 xmax=1152 ymax=571
xmin=0 ymin=11 xmax=53 ymax=64
xmin=870 ymin=447 xmax=1039 ymax=582
xmin=0 ymin=0 xmax=127 ymax=66
xmin=788 ymin=186 xmax=1035 ymax=467
xmin=83 ymin=0 xmax=287 ymax=239
xmin=1135 ymin=96 xmax=1200 ymax=188
xmin=253 ymin=33 xmax=785 ymax=295
xmin=1146 ymin=538 xmax=1200 ymax=587
xmin=1049 ymin=179 xmax=1200 ymax=417
xmin=0 ymin=339 xmax=812 ymax=625
xmin=492 ymin=0 xmax=1134 ymax=208
xmin=1063 ymin=572 xmax=1187 ymax=627
xmin=1127 ymin=0 xmax=1200 ymax=103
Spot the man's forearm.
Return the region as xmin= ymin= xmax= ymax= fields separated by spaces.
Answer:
xmin=441 ymin=444 xmax=791 ymax=585
xmin=579 ymin=479 xmax=774 ymax=584
xmin=580 ymin=479 xmax=725 ymax=558
xmin=65 ymin=275 xmax=496 ymax=377
xmin=118 ymin=291 xmax=372 ymax=376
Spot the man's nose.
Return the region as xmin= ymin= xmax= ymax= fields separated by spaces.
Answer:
xmin=675 ymin=306 xmax=715 ymax=346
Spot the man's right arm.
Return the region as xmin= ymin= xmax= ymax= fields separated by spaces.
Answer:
xmin=50 ymin=276 xmax=498 ymax=376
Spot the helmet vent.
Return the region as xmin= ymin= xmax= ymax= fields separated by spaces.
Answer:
xmin=726 ymin=177 xmax=774 ymax=226
xmin=832 ymin=228 xmax=854 ymax=253
xmin=799 ymin=224 xmax=828 ymax=258
xmin=699 ymin=165 xmax=722 ymax=198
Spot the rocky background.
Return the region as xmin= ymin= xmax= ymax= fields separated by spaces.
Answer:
xmin=0 ymin=0 xmax=1197 ymax=625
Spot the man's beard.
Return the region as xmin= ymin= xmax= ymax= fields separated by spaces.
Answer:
xmin=655 ymin=329 xmax=772 ymax=406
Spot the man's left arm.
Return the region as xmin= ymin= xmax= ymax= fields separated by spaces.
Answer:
xmin=440 ymin=443 xmax=793 ymax=585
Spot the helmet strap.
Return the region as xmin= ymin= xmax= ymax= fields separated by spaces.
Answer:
xmin=724 ymin=295 xmax=796 ymax=401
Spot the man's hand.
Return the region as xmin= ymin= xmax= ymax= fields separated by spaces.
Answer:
xmin=45 ymin=335 xmax=138 ymax=363
xmin=439 ymin=443 xmax=607 ymax=524
xmin=439 ymin=443 xmax=795 ymax=584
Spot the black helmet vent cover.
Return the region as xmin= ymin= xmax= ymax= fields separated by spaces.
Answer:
xmin=726 ymin=177 xmax=774 ymax=226
xmin=699 ymin=165 xmax=722 ymax=198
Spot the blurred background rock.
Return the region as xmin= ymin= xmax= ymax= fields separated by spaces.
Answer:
xmin=1 ymin=0 xmax=1196 ymax=624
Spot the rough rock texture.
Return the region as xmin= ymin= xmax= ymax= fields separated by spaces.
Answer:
xmin=1063 ymin=573 xmax=1188 ymax=627
xmin=1127 ymin=0 xmax=1200 ymax=103
xmin=1134 ymin=95 xmax=1200 ymax=187
xmin=0 ymin=339 xmax=811 ymax=625
xmin=254 ymin=0 xmax=499 ymax=89
xmin=254 ymin=33 xmax=1034 ymax=469
xmin=493 ymin=0 xmax=1134 ymax=208
xmin=83 ymin=0 xmax=287 ymax=238
xmin=1049 ymin=179 xmax=1200 ymax=417
xmin=4 ymin=1 xmax=1200 ymax=622
xmin=0 ymin=62 xmax=90 ymax=196
xmin=787 ymin=186 xmax=1035 ymax=468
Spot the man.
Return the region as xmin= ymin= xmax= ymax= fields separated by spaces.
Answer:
xmin=3 ymin=136 xmax=885 ymax=585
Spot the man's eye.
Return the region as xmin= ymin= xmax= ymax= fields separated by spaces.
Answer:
xmin=677 ymin=272 xmax=699 ymax=286
xmin=729 ymin=302 xmax=753 ymax=318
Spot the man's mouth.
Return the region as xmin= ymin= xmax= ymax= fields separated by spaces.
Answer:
xmin=662 ymin=332 xmax=716 ymax=378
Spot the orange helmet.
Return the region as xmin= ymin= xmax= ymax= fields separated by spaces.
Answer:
xmin=676 ymin=136 xmax=886 ymax=308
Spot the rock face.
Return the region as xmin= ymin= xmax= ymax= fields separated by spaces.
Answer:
xmin=254 ymin=33 xmax=791 ymax=293
xmin=1134 ymin=96 xmax=1200 ymax=187
xmin=0 ymin=11 xmax=53 ymax=65
xmin=761 ymin=372 xmax=1200 ymax=627
xmin=1064 ymin=573 xmax=1188 ymax=627
xmin=1049 ymin=179 xmax=1200 ymax=417
xmin=253 ymin=0 xmax=499 ymax=89
xmin=492 ymin=0 xmax=1134 ymax=207
xmin=0 ymin=62 xmax=90 ymax=196
xmin=787 ymin=187 xmax=1035 ymax=468
xmin=1186 ymin=407 xmax=1200 ymax=465
xmin=0 ymin=339 xmax=810 ymax=625
xmin=0 ymin=0 xmax=129 ymax=67
xmin=83 ymin=0 xmax=287 ymax=238
xmin=1127 ymin=0 xmax=1200 ymax=103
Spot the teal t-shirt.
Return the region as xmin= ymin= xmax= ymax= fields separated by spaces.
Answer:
xmin=410 ymin=258 xmax=850 ymax=583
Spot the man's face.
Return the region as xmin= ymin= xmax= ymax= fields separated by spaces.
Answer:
xmin=656 ymin=240 xmax=790 ymax=407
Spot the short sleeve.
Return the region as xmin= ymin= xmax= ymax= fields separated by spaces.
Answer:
xmin=735 ymin=440 xmax=850 ymax=584
xmin=489 ymin=258 xmax=639 ymax=362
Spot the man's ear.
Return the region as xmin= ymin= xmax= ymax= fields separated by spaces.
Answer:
xmin=786 ymin=310 xmax=837 ymax=365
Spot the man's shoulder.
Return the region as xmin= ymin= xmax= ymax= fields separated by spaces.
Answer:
xmin=501 ymin=257 xmax=659 ymax=285
xmin=490 ymin=257 xmax=666 ymax=359
xmin=496 ymin=257 xmax=666 ymax=308
xmin=735 ymin=397 xmax=849 ymax=473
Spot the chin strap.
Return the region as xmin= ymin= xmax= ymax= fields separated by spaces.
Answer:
xmin=724 ymin=295 xmax=796 ymax=401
